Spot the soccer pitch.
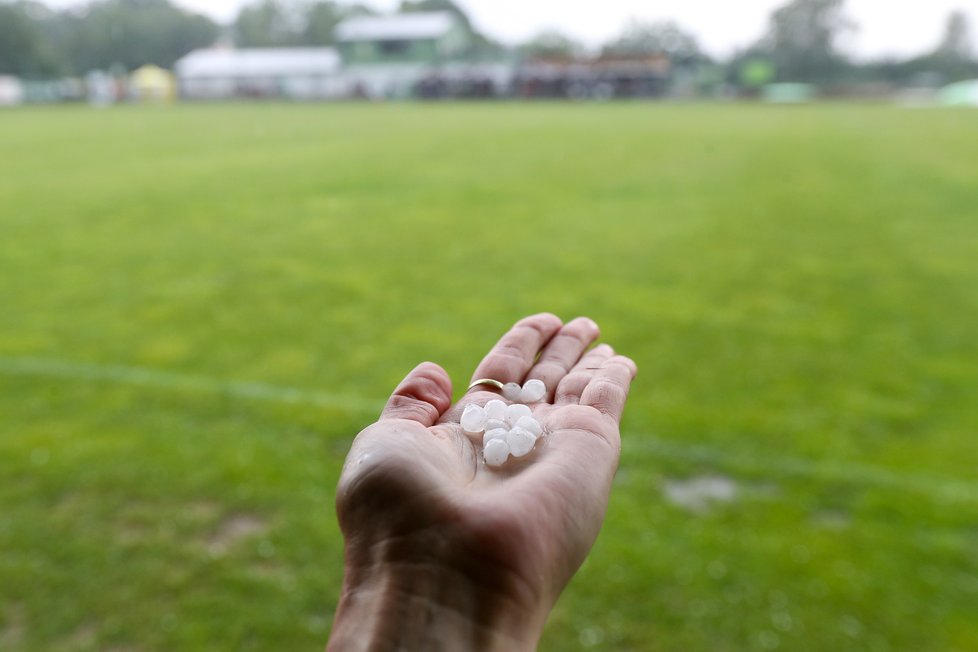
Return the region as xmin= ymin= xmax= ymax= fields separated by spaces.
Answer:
xmin=1 ymin=102 xmax=976 ymax=650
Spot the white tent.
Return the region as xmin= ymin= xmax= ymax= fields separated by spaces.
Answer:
xmin=0 ymin=76 xmax=24 ymax=106
xmin=174 ymin=48 xmax=342 ymax=100
xmin=939 ymin=80 xmax=978 ymax=107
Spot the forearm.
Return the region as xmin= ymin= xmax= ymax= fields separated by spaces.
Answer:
xmin=327 ymin=560 xmax=545 ymax=652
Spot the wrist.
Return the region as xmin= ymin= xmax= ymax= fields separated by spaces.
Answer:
xmin=327 ymin=556 xmax=546 ymax=652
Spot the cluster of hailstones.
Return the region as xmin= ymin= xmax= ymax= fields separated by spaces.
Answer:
xmin=461 ymin=379 xmax=547 ymax=467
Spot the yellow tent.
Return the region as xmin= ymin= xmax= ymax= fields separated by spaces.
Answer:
xmin=130 ymin=65 xmax=175 ymax=102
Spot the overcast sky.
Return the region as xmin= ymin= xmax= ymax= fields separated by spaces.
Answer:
xmin=45 ymin=0 xmax=978 ymax=60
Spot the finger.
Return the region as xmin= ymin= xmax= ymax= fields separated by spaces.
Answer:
xmin=579 ymin=355 xmax=638 ymax=424
xmin=470 ymin=313 xmax=563 ymax=386
xmin=554 ymin=344 xmax=614 ymax=406
xmin=524 ymin=317 xmax=600 ymax=401
xmin=380 ymin=362 xmax=454 ymax=427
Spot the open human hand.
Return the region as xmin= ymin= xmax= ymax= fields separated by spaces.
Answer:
xmin=327 ymin=314 xmax=637 ymax=652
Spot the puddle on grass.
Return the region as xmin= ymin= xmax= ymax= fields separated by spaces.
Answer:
xmin=0 ymin=603 xmax=26 ymax=648
xmin=65 ymin=622 xmax=98 ymax=647
xmin=811 ymin=509 xmax=851 ymax=530
xmin=207 ymin=513 xmax=268 ymax=557
xmin=663 ymin=474 xmax=738 ymax=513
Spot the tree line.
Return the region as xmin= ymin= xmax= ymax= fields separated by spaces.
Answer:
xmin=0 ymin=0 xmax=975 ymax=86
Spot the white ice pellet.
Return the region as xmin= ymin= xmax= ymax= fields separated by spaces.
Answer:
xmin=507 ymin=427 xmax=536 ymax=457
xmin=505 ymin=403 xmax=532 ymax=425
xmin=520 ymin=379 xmax=546 ymax=403
xmin=461 ymin=404 xmax=488 ymax=434
xmin=483 ymin=427 xmax=509 ymax=445
xmin=485 ymin=418 xmax=507 ymax=432
xmin=502 ymin=382 xmax=522 ymax=401
xmin=485 ymin=399 xmax=507 ymax=421
xmin=515 ymin=415 xmax=542 ymax=437
xmin=483 ymin=438 xmax=510 ymax=467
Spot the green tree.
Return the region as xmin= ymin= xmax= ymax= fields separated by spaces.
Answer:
xmin=0 ymin=1 xmax=61 ymax=75
xmin=233 ymin=0 xmax=301 ymax=47
xmin=519 ymin=29 xmax=586 ymax=60
xmin=927 ymin=9 xmax=978 ymax=80
xmin=602 ymin=19 xmax=704 ymax=65
xmin=234 ymin=0 xmax=375 ymax=47
xmin=864 ymin=11 xmax=978 ymax=85
xmin=761 ymin=0 xmax=856 ymax=83
xmin=935 ymin=10 xmax=973 ymax=60
xmin=60 ymin=0 xmax=218 ymax=72
xmin=302 ymin=1 xmax=374 ymax=46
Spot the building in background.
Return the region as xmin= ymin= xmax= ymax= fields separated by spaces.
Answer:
xmin=336 ymin=11 xmax=504 ymax=99
xmin=514 ymin=54 xmax=672 ymax=100
xmin=20 ymin=78 xmax=84 ymax=103
xmin=175 ymin=47 xmax=342 ymax=100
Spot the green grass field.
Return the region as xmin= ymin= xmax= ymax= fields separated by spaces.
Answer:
xmin=1 ymin=102 xmax=976 ymax=651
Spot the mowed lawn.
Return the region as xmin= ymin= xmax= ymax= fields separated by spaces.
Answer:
xmin=1 ymin=102 xmax=976 ymax=651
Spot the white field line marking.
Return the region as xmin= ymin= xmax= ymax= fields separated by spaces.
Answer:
xmin=2 ymin=355 xmax=976 ymax=504
xmin=0 ymin=356 xmax=384 ymax=414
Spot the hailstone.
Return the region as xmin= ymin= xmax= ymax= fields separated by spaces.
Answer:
xmin=460 ymin=404 xmax=488 ymax=434
xmin=483 ymin=438 xmax=510 ymax=467
xmin=520 ymin=379 xmax=546 ymax=403
xmin=507 ymin=427 xmax=536 ymax=457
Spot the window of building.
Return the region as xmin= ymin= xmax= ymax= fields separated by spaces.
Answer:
xmin=378 ymin=40 xmax=410 ymax=55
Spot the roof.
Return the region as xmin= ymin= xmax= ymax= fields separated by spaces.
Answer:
xmin=175 ymin=48 xmax=341 ymax=78
xmin=335 ymin=12 xmax=457 ymax=42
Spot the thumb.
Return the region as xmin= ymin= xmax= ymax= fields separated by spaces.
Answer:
xmin=379 ymin=362 xmax=454 ymax=427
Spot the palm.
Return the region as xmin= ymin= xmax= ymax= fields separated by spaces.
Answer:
xmin=336 ymin=315 xmax=636 ymax=617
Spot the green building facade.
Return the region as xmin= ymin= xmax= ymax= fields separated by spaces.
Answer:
xmin=336 ymin=12 xmax=470 ymax=66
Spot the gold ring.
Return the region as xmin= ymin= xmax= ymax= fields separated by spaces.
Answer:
xmin=467 ymin=378 xmax=504 ymax=392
